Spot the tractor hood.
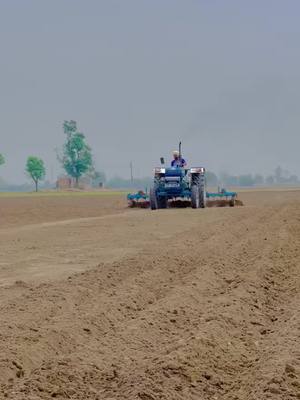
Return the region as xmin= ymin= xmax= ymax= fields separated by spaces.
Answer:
xmin=164 ymin=167 xmax=185 ymax=177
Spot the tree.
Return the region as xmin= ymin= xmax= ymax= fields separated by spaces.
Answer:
xmin=288 ymin=174 xmax=299 ymax=184
xmin=206 ymin=171 xmax=218 ymax=186
xmin=26 ymin=156 xmax=46 ymax=192
xmin=107 ymin=176 xmax=152 ymax=189
xmin=266 ymin=175 xmax=274 ymax=185
xmin=219 ymin=173 xmax=239 ymax=187
xmin=238 ymin=174 xmax=255 ymax=187
xmin=88 ymin=169 xmax=106 ymax=187
xmin=60 ymin=120 xmax=93 ymax=187
xmin=253 ymin=174 xmax=264 ymax=185
xmin=274 ymin=166 xmax=283 ymax=184
xmin=0 ymin=153 xmax=5 ymax=167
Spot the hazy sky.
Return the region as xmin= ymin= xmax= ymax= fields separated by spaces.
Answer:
xmin=0 ymin=0 xmax=300 ymax=183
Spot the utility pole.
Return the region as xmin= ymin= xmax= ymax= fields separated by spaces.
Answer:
xmin=130 ymin=161 xmax=134 ymax=183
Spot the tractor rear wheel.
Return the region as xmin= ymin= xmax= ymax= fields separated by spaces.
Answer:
xmin=199 ymin=185 xmax=206 ymax=208
xmin=150 ymin=187 xmax=158 ymax=210
xmin=158 ymin=196 xmax=167 ymax=209
xmin=191 ymin=185 xmax=200 ymax=208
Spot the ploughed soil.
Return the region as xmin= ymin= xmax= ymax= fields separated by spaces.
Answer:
xmin=0 ymin=189 xmax=299 ymax=399
xmin=0 ymin=194 xmax=125 ymax=229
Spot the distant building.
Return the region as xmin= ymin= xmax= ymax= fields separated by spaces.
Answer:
xmin=56 ymin=176 xmax=72 ymax=190
xmin=56 ymin=175 xmax=92 ymax=190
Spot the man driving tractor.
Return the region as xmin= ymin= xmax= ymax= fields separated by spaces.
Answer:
xmin=171 ymin=150 xmax=187 ymax=168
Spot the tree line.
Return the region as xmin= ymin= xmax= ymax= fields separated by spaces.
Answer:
xmin=216 ymin=167 xmax=299 ymax=187
xmin=0 ymin=121 xmax=299 ymax=191
xmin=104 ymin=167 xmax=299 ymax=189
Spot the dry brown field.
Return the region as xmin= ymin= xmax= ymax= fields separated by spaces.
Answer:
xmin=0 ymin=189 xmax=299 ymax=399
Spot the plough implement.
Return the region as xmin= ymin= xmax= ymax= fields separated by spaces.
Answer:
xmin=127 ymin=191 xmax=150 ymax=208
xmin=206 ymin=188 xmax=243 ymax=207
xmin=127 ymin=187 xmax=243 ymax=208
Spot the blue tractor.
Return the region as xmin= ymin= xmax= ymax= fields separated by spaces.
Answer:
xmin=150 ymin=164 xmax=206 ymax=210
